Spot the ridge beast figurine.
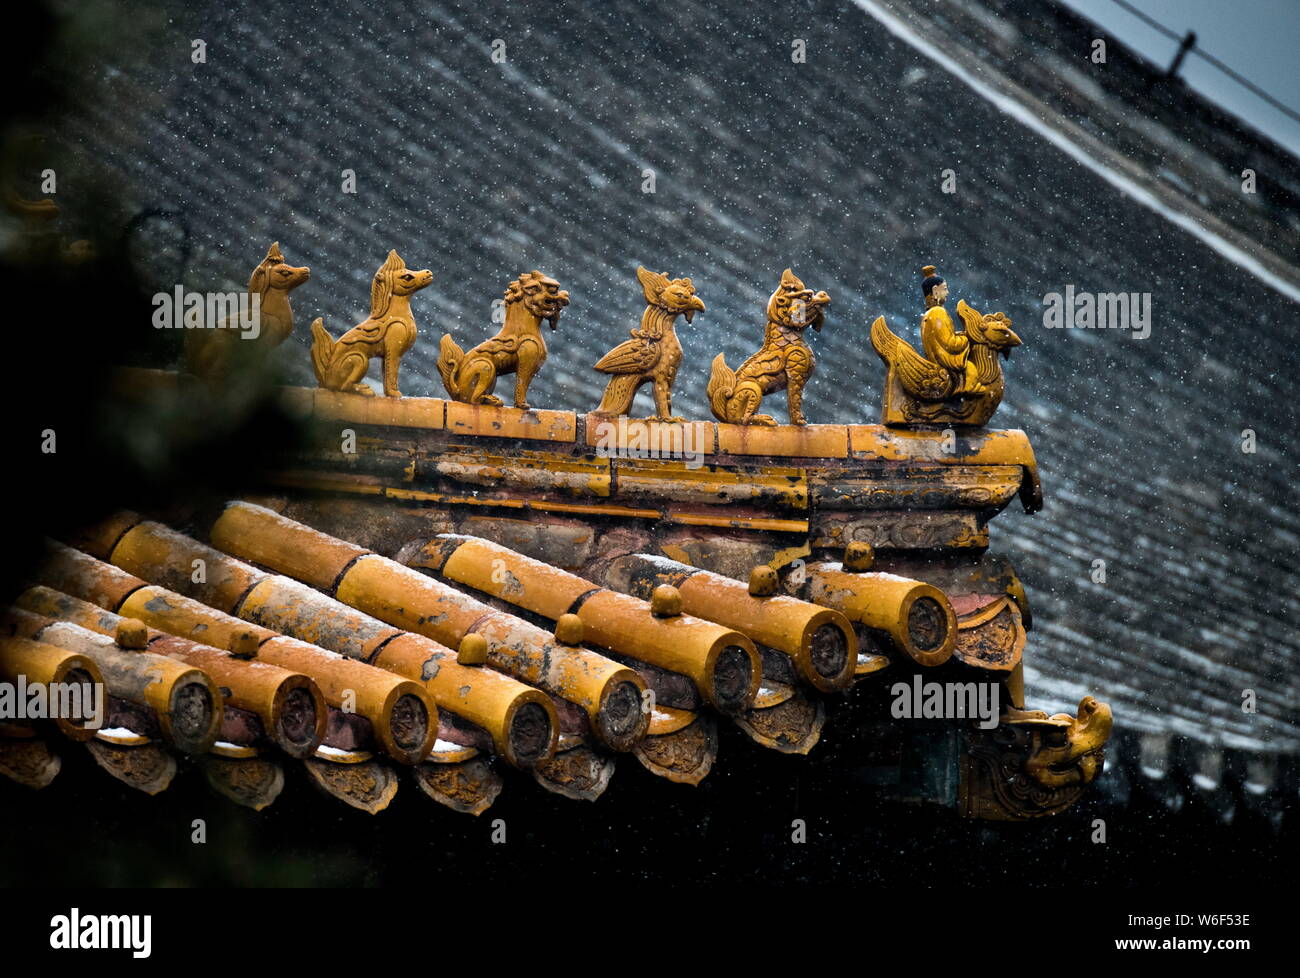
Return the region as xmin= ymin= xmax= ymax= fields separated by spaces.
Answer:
xmin=1022 ymin=695 xmax=1113 ymax=789
xmin=706 ymin=267 xmax=830 ymax=425
xmin=310 ymin=249 xmax=432 ymax=397
xmin=591 ymin=266 xmax=706 ymax=422
xmin=186 ymin=242 xmax=310 ymax=384
xmin=966 ymin=695 xmax=1114 ymax=819
xmin=870 ymin=265 xmax=1021 ymax=426
xmin=436 ymin=270 xmax=569 ymax=409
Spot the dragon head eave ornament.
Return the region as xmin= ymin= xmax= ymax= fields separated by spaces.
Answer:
xmin=871 ymin=264 xmax=1021 ymax=428
xmin=1021 ymin=695 xmax=1113 ymax=789
xmin=964 ymin=695 xmax=1114 ymax=820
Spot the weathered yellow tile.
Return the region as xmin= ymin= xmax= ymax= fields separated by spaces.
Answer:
xmin=666 ymin=512 xmax=810 ymax=534
xmin=312 ymin=389 xmax=362 ymax=423
xmin=716 ymin=423 xmax=847 ymax=458
xmin=583 ymin=415 xmax=716 ymax=457
xmin=380 ymin=397 xmax=446 ymax=429
xmin=277 ymin=386 xmax=316 ymax=421
xmin=446 ymin=402 xmax=576 ymax=441
xmin=848 ymin=424 xmax=1040 ymax=511
xmin=310 ymin=390 xmax=445 ymax=429
xmin=848 ymin=424 xmax=1032 ymax=464
xmin=616 ymin=458 xmax=806 ymax=508
xmin=434 ymin=451 xmax=610 ymax=496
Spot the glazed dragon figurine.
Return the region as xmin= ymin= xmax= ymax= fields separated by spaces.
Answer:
xmin=706 ymin=268 xmax=830 ymax=426
xmin=870 ymin=266 xmax=1021 ymax=426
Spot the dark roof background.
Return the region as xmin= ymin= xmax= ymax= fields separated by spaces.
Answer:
xmin=54 ymin=0 xmax=1299 ymax=753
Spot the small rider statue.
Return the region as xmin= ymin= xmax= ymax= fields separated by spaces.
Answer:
xmin=919 ymin=265 xmax=976 ymax=394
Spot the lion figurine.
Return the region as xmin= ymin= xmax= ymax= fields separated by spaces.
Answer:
xmin=436 ymin=271 xmax=569 ymax=409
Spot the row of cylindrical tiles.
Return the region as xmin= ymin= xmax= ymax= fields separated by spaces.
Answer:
xmin=1 ymin=503 xmax=958 ymax=812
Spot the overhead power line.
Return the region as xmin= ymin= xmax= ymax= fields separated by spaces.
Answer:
xmin=1105 ymin=0 xmax=1300 ymax=126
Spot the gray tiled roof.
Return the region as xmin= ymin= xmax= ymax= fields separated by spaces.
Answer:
xmin=58 ymin=0 xmax=1300 ymax=753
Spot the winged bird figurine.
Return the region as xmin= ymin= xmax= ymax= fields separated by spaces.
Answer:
xmin=870 ymin=266 xmax=1020 ymax=427
xmin=591 ymin=266 xmax=706 ymax=422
